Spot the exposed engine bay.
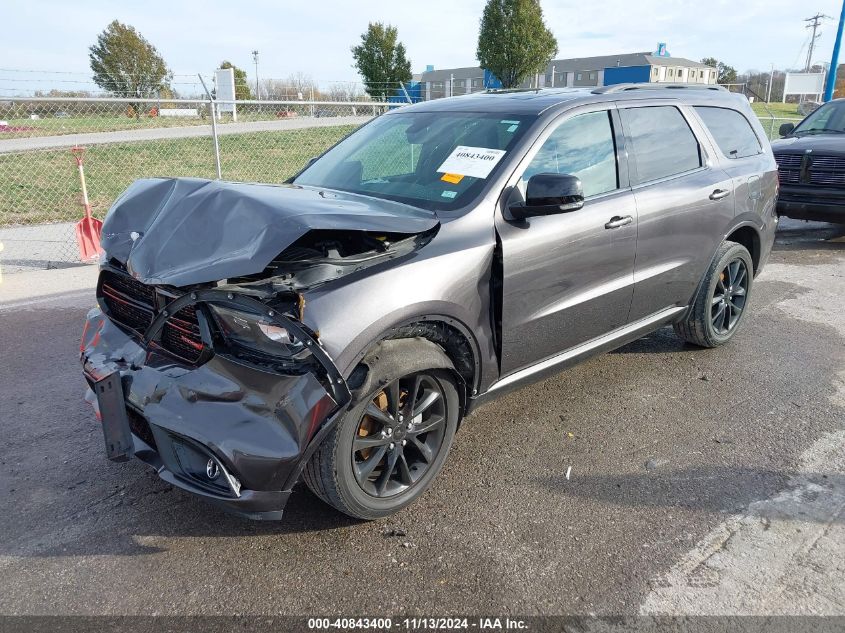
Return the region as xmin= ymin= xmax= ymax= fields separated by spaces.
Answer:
xmin=223 ymin=228 xmax=434 ymax=293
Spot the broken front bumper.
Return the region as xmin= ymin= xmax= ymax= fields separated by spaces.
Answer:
xmin=80 ymin=294 xmax=350 ymax=521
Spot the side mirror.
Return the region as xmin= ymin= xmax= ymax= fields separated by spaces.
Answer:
xmin=779 ymin=122 xmax=795 ymax=137
xmin=510 ymin=173 xmax=585 ymax=220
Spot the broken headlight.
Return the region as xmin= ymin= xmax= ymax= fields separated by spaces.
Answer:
xmin=209 ymin=305 xmax=306 ymax=359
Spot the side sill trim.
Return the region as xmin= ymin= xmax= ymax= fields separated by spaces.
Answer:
xmin=486 ymin=306 xmax=685 ymax=394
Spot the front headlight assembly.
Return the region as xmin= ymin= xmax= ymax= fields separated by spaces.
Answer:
xmin=209 ymin=305 xmax=307 ymax=360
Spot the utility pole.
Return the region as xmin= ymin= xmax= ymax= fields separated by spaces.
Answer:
xmin=805 ymin=13 xmax=831 ymax=72
xmin=767 ymin=63 xmax=775 ymax=102
xmin=824 ymin=0 xmax=845 ymax=101
xmin=252 ymin=50 xmax=260 ymax=100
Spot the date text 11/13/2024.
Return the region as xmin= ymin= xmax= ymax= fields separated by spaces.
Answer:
xmin=306 ymin=617 xmax=528 ymax=630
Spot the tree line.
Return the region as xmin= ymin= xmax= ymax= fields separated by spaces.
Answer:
xmin=81 ymin=5 xmax=842 ymax=109
xmin=83 ymin=1 xmax=561 ymax=105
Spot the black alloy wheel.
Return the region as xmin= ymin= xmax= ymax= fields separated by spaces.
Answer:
xmin=673 ymin=240 xmax=754 ymax=348
xmin=351 ymin=373 xmax=447 ymax=498
xmin=302 ymin=338 xmax=460 ymax=519
xmin=711 ymin=258 xmax=748 ymax=335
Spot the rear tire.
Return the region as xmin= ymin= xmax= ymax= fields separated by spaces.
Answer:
xmin=303 ymin=339 xmax=460 ymax=520
xmin=674 ymin=241 xmax=754 ymax=348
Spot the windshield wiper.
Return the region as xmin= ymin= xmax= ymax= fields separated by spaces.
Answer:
xmin=795 ymin=128 xmax=845 ymax=136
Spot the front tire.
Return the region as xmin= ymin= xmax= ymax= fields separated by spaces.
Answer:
xmin=674 ymin=241 xmax=754 ymax=348
xmin=303 ymin=340 xmax=460 ymax=520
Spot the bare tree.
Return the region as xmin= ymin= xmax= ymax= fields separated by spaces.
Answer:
xmin=260 ymin=74 xmax=319 ymax=100
xmin=260 ymin=79 xmax=290 ymax=100
xmin=326 ymin=82 xmax=364 ymax=102
xmin=286 ymin=72 xmax=318 ymax=98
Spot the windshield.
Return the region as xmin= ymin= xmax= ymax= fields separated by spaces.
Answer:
xmin=793 ymin=100 xmax=845 ymax=136
xmin=293 ymin=111 xmax=534 ymax=210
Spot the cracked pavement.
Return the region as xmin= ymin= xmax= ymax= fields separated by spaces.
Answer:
xmin=0 ymin=219 xmax=842 ymax=616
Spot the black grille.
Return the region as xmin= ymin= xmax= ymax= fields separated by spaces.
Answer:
xmin=100 ymin=271 xmax=155 ymax=333
xmin=810 ymin=155 xmax=845 ymax=171
xmin=774 ymin=153 xmax=845 ymax=188
xmin=161 ymin=305 xmax=205 ymax=364
xmin=99 ymin=270 xmax=205 ymax=365
xmin=126 ymin=407 xmax=157 ymax=450
xmin=809 ymin=154 xmax=845 ymax=188
xmin=774 ymin=153 xmax=802 ymax=169
xmin=809 ymin=170 xmax=845 ymax=186
xmin=774 ymin=154 xmax=803 ymax=186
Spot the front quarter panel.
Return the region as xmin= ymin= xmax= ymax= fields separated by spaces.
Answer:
xmin=300 ymin=208 xmax=499 ymax=393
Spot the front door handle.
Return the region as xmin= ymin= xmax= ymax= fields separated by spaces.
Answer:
xmin=605 ymin=215 xmax=633 ymax=229
xmin=709 ymin=188 xmax=731 ymax=201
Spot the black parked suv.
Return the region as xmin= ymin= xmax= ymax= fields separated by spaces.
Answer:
xmin=774 ymin=98 xmax=845 ymax=224
xmin=81 ymin=85 xmax=778 ymax=520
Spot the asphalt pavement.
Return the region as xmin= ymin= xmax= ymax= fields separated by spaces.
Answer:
xmin=0 ymin=219 xmax=842 ymax=617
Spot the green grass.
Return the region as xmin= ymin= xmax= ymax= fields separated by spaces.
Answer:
xmin=0 ymin=124 xmax=356 ymax=226
xmin=750 ymin=101 xmax=804 ymax=119
xmin=749 ymin=103 xmax=805 ymax=140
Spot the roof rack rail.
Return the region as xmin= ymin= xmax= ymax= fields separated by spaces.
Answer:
xmin=592 ymin=83 xmax=729 ymax=95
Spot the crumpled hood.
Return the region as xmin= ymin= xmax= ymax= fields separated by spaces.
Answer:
xmin=772 ymin=135 xmax=845 ymax=154
xmin=101 ymin=178 xmax=439 ymax=287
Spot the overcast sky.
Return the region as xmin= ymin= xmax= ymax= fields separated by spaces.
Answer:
xmin=3 ymin=0 xmax=845 ymax=91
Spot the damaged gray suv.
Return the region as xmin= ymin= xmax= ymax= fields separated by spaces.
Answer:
xmin=81 ymin=85 xmax=778 ymax=520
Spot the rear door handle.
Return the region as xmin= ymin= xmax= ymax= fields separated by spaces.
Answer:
xmin=605 ymin=215 xmax=633 ymax=229
xmin=709 ymin=188 xmax=731 ymax=201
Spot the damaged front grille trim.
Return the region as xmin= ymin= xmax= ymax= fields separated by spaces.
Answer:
xmin=143 ymin=288 xmax=352 ymax=409
xmin=97 ymin=269 xmax=210 ymax=365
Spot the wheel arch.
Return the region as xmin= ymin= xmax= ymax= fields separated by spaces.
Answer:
xmin=680 ymin=221 xmax=762 ymax=323
xmin=725 ymin=223 xmax=762 ymax=276
xmin=346 ymin=315 xmax=481 ymax=418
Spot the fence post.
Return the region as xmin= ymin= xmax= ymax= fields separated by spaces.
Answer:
xmin=197 ymin=74 xmax=223 ymax=180
xmin=400 ymin=82 xmax=413 ymax=104
xmin=769 ymin=117 xmax=776 ymax=140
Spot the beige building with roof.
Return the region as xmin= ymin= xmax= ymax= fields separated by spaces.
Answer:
xmin=418 ymin=48 xmax=718 ymax=100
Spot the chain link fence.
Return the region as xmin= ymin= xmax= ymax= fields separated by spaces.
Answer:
xmin=0 ymin=92 xmax=808 ymax=273
xmin=757 ymin=116 xmax=804 ymax=140
xmin=0 ymin=96 xmax=394 ymax=271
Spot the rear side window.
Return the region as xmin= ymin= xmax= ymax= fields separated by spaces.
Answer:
xmin=695 ymin=106 xmax=762 ymax=159
xmin=620 ymin=106 xmax=701 ymax=185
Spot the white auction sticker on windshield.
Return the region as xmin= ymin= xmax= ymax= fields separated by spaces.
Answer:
xmin=437 ymin=146 xmax=507 ymax=179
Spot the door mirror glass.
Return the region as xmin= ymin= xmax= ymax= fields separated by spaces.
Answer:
xmin=779 ymin=122 xmax=795 ymax=137
xmin=510 ymin=173 xmax=584 ymax=220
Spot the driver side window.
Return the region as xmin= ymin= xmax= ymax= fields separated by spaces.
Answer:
xmin=522 ymin=110 xmax=619 ymax=198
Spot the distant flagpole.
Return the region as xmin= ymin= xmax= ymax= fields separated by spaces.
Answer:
xmin=824 ymin=0 xmax=845 ymax=101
